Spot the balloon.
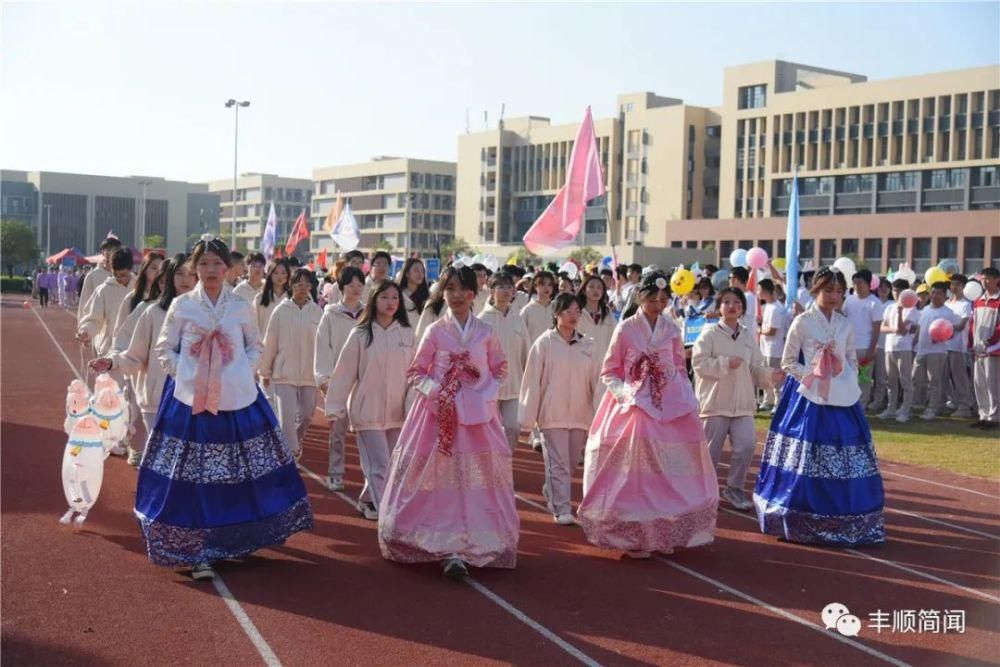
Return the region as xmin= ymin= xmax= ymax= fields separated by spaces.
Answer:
xmin=729 ymin=249 xmax=748 ymax=268
xmin=924 ymin=266 xmax=949 ymax=286
xmin=929 ymin=318 xmax=955 ymax=344
xmin=711 ymin=269 xmax=730 ymax=291
xmin=483 ymin=254 xmax=500 ymax=273
xmin=601 ymin=255 xmax=613 ymax=269
xmin=362 ymin=260 xmax=371 ymax=274
xmin=670 ymin=268 xmax=696 ymax=296
xmin=772 ymin=258 xmax=787 ymax=271
xmin=964 ymin=280 xmax=984 ymax=301
xmin=746 ymin=247 xmax=769 ymax=270
xmin=894 ymin=263 xmax=916 ymax=285
xmin=870 ymin=274 xmax=880 ymax=291
xmin=506 ymin=255 xmax=518 ymax=266
xmin=898 ymin=289 xmax=919 ymax=309
xmin=559 ymin=261 xmax=578 ymax=280
xmin=60 ymin=416 xmax=106 ymax=527
xmin=938 ymin=258 xmax=960 ymax=276
xmin=833 ymin=257 xmax=857 ymax=281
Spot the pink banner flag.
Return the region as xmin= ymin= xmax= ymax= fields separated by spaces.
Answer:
xmin=523 ymin=106 xmax=606 ymax=255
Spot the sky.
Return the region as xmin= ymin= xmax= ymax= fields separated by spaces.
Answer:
xmin=2 ymin=1 xmax=998 ymax=184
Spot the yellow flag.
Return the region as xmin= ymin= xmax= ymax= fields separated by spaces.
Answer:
xmin=324 ymin=192 xmax=345 ymax=232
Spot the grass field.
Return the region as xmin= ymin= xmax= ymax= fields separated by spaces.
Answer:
xmin=754 ymin=414 xmax=1000 ymax=480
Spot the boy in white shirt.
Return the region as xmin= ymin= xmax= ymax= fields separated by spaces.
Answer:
xmin=914 ymin=282 xmax=962 ymax=420
xmin=945 ymin=274 xmax=974 ymax=418
xmin=843 ymin=269 xmax=883 ymax=410
xmin=757 ymin=279 xmax=787 ymax=411
xmin=729 ymin=267 xmax=757 ymax=336
xmin=879 ymin=279 xmax=920 ymax=423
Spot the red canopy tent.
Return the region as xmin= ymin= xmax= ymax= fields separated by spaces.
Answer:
xmin=84 ymin=247 xmax=146 ymax=265
xmin=46 ymin=248 xmax=89 ymax=266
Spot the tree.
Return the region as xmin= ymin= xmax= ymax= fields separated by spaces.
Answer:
xmin=438 ymin=236 xmax=473 ymax=260
xmin=568 ymin=246 xmax=601 ymax=266
xmin=374 ymin=238 xmax=394 ymax=253
xmin=144 ymin=234 xmax=165 ymax=249
xmin=507 ymin=246 xmax=539 ymax=267
xmin=1 ymin=218 xmax=40 ymax=277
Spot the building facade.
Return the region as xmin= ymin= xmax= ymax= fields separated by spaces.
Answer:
xmin=311 ymin=157 xmax=456 ymax=256
xmin=207 ymin=173 xmax=312 ymax=253
xmin=2 ymin=170 xmax=218 ymax=256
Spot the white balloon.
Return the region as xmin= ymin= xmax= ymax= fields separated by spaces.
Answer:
xmin=60 ymin=416 xmax=107 ymax=527
xmin=559 ymin=261 xmax=579 ymax=280
xmin=833 ymin=257 xmax=857 ymax=281
xmin=483 ymin=254 xmax=500 ymax=273
xmin=963 ymin=280 xmax=984 ymax=301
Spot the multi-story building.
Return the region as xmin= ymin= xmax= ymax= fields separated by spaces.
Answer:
xmin=1 ymin=169 xmax=218 ymax=256
xmin=207 ymin=173 xmax=312 ymax=253
xmin=311 ymin=157 xmax=456 ymax=256
xmin=457 ymin=60 xmax=999 ymax=270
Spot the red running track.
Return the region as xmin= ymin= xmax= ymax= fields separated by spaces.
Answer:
xmin=2 ymin=295 xmax=998 ymax=666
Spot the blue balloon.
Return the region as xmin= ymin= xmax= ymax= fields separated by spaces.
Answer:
xmin=711 ymin=269 xmax=730 ymax=291
xmin=601 ymin=255 xmax=613 ymax=268
xmin=730 ymin=248 xmax=748 ymax=268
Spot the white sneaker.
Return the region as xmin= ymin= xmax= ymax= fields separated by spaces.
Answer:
xmin=877 ymin=410 xmax=897 ymax=420
xmin=721 ymin=487 xmax=754 ymax=511
xmin=327 ymin=477 xmax=344 ymax=492
xmin=442 ymin=557 xmax=468 ymax=580
xmin=357 ymin=501 xmax=378 ymax=521
xmin=191 ymin=563 xmax=215 ymax=581
xmin=110 ymin=444 xmax=126 ymax=457
xmin=554 ymin=513 xmax=577 ymax=526
xmin=625 ymin=551 xmax=651 ymax=559
xmin=127 ymin=447 xmax=143 ymax=467
xmin=896 ymin=413 xmax=910 ymax=423
xmin=921 ymin=409 xmax=936 ymax=421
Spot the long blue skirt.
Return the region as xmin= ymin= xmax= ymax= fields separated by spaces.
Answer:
xmin=753 ymin=376 xmax=885 ymax=547
xmin=135 ymin=378 xmax=314 ymax=566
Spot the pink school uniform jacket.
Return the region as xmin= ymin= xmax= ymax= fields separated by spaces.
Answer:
xmin=577 ymin=313 xmax=718 ymax=554
xmin=377 ymin=311 xmax=519 ymax=568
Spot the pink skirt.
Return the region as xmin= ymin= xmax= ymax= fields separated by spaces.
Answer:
xmin=578 ymin=395 xmax=718 ymax=554
xmin=378 ymin=395 xmax=519 ymax=568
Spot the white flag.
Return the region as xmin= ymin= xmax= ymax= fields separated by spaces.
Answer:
xmin=261 ymin=202 xmax=277 ymax=260
xmin=330 ymin=202 xmax=360 ymax=251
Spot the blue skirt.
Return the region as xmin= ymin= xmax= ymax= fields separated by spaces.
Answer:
xmin=753 ymin=376 xmax=885 ymax=547
xmin=135 ymin=378 xmax=314 ymax=566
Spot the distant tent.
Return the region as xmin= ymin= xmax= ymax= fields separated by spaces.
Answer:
xmin=46 ymin=248 xmax=89 ymax=266
xmin=85 ymin=247 xmax=144 ymax=265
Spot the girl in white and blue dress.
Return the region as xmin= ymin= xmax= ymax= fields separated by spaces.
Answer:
xmin=141 ymin=236 xmax=313 ymax=580
xmin=753 ymin=267 xmax=885 ymax=546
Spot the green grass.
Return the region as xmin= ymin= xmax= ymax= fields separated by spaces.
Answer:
xmin=753 ymin=415 xmax=1000 ymax=480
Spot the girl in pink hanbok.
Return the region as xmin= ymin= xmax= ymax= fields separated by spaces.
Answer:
xmin=578 ymin=272 xmax=718 ymax=559
xmin=378 ymin=265 xmax=519 ymax=579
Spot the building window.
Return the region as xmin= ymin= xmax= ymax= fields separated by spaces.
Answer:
xmin=820 ymin=239 xmax=837 ymax=266
xmin=888 ymin=238 xmax=907 ymax=269
xmin=720 ymin=240 xmax=734 ymax=267
xmin=738 ymin=84 xmax=767 ymax=110
xmin=800 ymin=239 xmax=815 ymax=267
xmin=937 ymin=237 xmax=958 ymax=264
xmin=964 ymin=236 xmax=985 ymax=274
xmin=973 ymin=166 xmax=997 ymax=186
xmin=757 ymin=240 xmax=773 ymax=257
xmin=864 ymin=238 xmax=883 ymax=272
xmin=912 ymin=237 xmax=932 ymax=272
xmin=841 ymin=238 xmax=859 ymax=259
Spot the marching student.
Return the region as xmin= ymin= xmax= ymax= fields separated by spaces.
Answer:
xmin=868 ymin=278 xmax=893 ymax=413
xmin=519 ymin=270 xmax=556 ymax=450
xmin=470 ymin=263 xmax=491 ymax=315
xmin=754 ymin=267 xmax=885 ymax=546
xmin=253 ymin=259 xmax=291 ymax=336
xmin=234 ymin=252 xmax=266 ymax=302
xmin=259 ymin=267 xmax=324 ymax=460
xmin=326 ymin=250 xmax=366 ymax=305
xmin=90 ymin=254 xmax=196 ymax=465
xmin=326 ymin=280 xmax=414 ymax=519
xmin=945 ymin=274 xmax=974 ymax=418
xmin=143 ymin=236 xmax=312 ymax=581
xmin=843 ymin=269 xmax=883 ymax=411
xmin=415 ymin=279 xmax=447 ymax=345
xmin=879 ymin=279 xmax=921 ymax=423
xmin=363 ymin=251 xmax=392 ymax=303
xmin=225 ymin=251 xmax=245 ymax=289
xmin=398 ymin=257 xmax=430 ymax=318
xmin=379 ymin=266 xmax=518 ymax=579
xmin=519 ymin=293 xmax=598 ymax=525
xmin=479 ymin=271 xmax=530 ymax=452
xmin=576 ymin=274 xmax=617 ymax=410
xmin=77 ymin=248 xmax=135 ymax=357
xmin=578 ymin=272 xmax=717 ymax=559
xmin=314 ymin=266 xmax=366 ymax=491
xmin=757 ymin=278 xmax=788 ymax=412
xmin=693 ymin=287 xmax=780 ymax=510
xmin=971 ymin=267 xmax=1000 ymax=429
xmin=728 ymin=267 xmax=758 ymax=336
xmin=78 ymin=236 xmax=122 ymax=319
xmin=114 ymin=251 xmax=165 ymax=347
xmin=913 ymin=282 xmax=962 ymax=420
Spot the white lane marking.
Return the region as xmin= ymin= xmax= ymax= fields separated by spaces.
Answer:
xmin=718 ymin=507 xmax=1000 ymax=604
xmin=512 ymin=494 xmax=909 ymax=666
xmin=212 ymin=576 xmax=283 ymax=667
xmin=882 ymin=470 xmax=999 ymax=500
xmin=884 ymin=507 xmax=999 ymax=541
xmin=653 ymin=556 xmax=911 ymax=667
xmin=28 ymin=306 xmax=285 ymax=666
xmin=297 ymin=463 xmax=602 ymax=667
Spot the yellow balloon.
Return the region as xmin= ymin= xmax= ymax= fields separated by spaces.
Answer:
xmin=924 ymin=266 xmax=948 ymax=286
xmin=772 ymin=257 xmax=787 ymax=271
xmin=670 ymin=268 xmax=696 ymax=296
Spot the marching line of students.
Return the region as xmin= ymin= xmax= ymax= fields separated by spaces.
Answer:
xmin=74 ymin=235 xmax=1000 ymax=582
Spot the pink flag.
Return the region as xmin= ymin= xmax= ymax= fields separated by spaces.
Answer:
xmin=523 ymin=106 xmax=605 ymax=255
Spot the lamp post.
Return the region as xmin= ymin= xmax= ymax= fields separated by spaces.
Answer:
xmin=136 ymin=179 xmax=153 ymax=248
xmin=225 ymin=98 xmax=251 ymax=249
xmin=43 ymin=204 xmax=53 ymax=258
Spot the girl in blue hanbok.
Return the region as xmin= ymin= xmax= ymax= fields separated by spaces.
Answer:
xmin=754 ymin=267 xmax=885 ymax=547
xmin=139 ymin=236 xmax=313 ymax=580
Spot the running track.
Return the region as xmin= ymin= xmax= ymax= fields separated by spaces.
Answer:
xmin=2 ymin=295 xmax=998 ymax=666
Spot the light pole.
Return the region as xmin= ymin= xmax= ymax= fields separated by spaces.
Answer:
xmin=43 ymin=204 xmax=53 ymax=258
xmin=225 ymin=98 xmax=250 ymax=249
xmin=136 ymin=179 xmax=153 ymax=248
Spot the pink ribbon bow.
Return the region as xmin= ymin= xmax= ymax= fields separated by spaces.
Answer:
xmin=436 ymin=351 xmax=480 ymax=456
xmin=629 ymin=352 xmax=667 ymax=406
xmin=801 ymin=341 xmax=843 ymax=401
xmin=189 ymin=327 xmax=235 ymax=415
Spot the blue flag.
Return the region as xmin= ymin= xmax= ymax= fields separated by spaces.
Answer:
xmin=785 ymin=173 xmax=800 ymax=310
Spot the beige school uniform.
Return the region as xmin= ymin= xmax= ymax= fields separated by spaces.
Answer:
xmin=109 ymin=302 xmax=169 ymax=441
xmin=77 ymin=265 xmax=110 ymax=320
xmin=79 ymin=277 xmax=134 ymax=357
xmin=313 ymin=301 xmax=363 ymax=485
xmin=480 ymin=303 xmax=531 ymax=451
xmin=577 ymin=307 xmax=617 ymax=410
xmin=520 ymin=299 xmax=554 ymax=343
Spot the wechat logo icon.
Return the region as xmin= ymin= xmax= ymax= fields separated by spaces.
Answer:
xmin=821 ymin=602 xmax=861 ymax=637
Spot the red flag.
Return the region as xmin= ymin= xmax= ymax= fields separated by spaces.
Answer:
xmin=317 ymin=248 xmax=328 ymax=270
xmin=285 ymin=209 xmax=310 ymax=255
xmin=275 ymin=247 xmax=284 ymax=259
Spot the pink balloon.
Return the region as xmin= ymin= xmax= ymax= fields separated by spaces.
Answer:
xmin=870 ymin=274 xmax=880 ymax=291
xmin=929 ymin=318 xmax=954 ymax=344
xmin=362 ymin=261 xmax=371 ymax=274
xmin=746 ymin=247 xmax=769 ymax=270
xmin=898 ymin=289 xmax=918 ymax=309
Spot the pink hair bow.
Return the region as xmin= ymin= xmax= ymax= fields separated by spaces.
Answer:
xmin=189 ymin=326 xmax=235 ymax=415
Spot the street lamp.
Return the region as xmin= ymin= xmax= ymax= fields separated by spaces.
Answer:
xmin=225 ymin=98 xmax=251 ymax=249
xmin=43 ymin=204 xmax=53 ymax=258
xmin=136 ymin=179 xmax=153 ymax=248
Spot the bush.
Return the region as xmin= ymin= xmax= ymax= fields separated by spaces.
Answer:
xmin=1 ymin=277 xmax=31 ymax=293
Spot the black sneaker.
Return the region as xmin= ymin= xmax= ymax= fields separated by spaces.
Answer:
xmin=442 ymin=558 xmax=468 ymax=580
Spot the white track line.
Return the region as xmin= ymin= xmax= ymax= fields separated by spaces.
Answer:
xmin=653 ymin=556 xmax=911 ymax=667
xmin=298 ymin=464 xmax=603 ymax=667
xmin=718 ymin=507 xmax=1000 ymax=604
xmin=884 ymin=507 xmax=999 ymax=541
xmin=29 ymin=304 xmax=284 ymax=667
xmin=512 ymin=494 xmax=909 ymax=667
xmin=882 ymin=470 xmax=999 ymax=500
